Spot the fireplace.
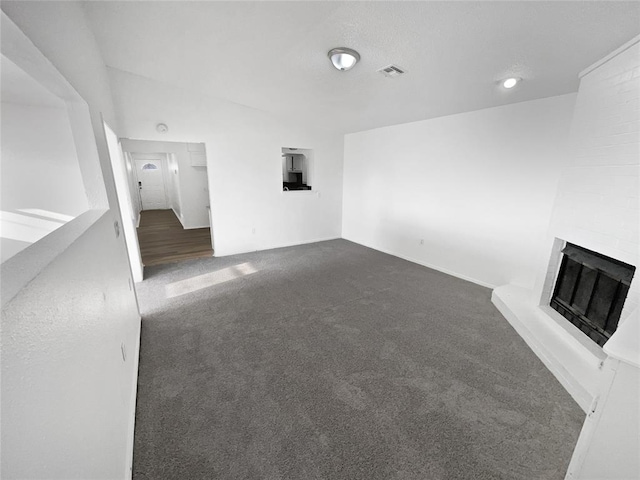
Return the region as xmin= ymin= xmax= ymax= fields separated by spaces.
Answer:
xmin=550 ymin=243 xmax=635 ymax=347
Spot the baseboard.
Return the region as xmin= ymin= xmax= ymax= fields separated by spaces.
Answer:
xmin=215 ymin=236 xmax=341 ymax=257
xmin=216 ymin=234 xmax=492 ymax=289
xmin=171 ymin=209 xmax=210 ymax=231
xmin=182 ymin=224 xmax=210 ymax=230
xmin=124 ymin=316 xmax=142 ymax=479
xmin=261 ymin=236 xmax=342 ymax=252
xmin=171 ymin=208 xmax=186 ymax=229
xmin=342 ymin=237 xmax=496 ymax=289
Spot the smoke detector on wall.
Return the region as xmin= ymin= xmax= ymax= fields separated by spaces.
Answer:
xmin=156 ymin=123 xmax=168 ymax=133
xmin=378 ymin=65 xmax=405 ymax=78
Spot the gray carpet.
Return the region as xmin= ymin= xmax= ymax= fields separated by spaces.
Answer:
xmin=133 ymin=239 xmax=584 ymax=480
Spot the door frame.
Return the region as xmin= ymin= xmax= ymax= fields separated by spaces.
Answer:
xmin=102 ymin=120 xmax=144 ymax=283
xmin=120 ymin=138 xmax=215 ymax=255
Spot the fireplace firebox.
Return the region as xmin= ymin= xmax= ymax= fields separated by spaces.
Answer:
xmin=550 ymin=243 xmax=635 ymax=347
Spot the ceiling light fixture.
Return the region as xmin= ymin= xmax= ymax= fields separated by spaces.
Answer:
xmin=502 ymin=77 xmax=521 ymax=89
xmin=328 ymin=47 xmax=360 ymax=71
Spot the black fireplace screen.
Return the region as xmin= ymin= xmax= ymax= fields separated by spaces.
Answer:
xmin=551 ymin=243 xmax=635 ymax=347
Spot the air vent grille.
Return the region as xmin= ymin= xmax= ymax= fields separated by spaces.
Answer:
xmin=378 ymin=64 xmax=405 ymax=78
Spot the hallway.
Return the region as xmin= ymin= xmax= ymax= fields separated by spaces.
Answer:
xmin=137 ymin=210 xmax=213 ymax=267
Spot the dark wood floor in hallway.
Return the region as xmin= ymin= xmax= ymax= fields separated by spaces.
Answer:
xmin=137 ymin=209 xmax=213 ymax=266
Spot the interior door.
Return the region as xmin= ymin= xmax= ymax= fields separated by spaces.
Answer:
xmin=134 ymin=159 xmax=168 ymax=210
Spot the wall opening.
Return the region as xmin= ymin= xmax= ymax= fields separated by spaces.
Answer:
xmin=282 ymin=147 xmax=313 ymax=191
xmin=120 ymin=139 xmax=214 ymax=269
xmin=2 ymin=11 xmax=110 ymax=306
xmin=1 ymin=54 xmax=91 ymax=262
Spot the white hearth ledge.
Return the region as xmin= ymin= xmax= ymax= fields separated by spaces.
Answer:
xmin=492 ymin=284 xmax=607 ymax=412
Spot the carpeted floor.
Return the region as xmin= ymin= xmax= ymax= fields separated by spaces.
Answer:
xmin=133 ymin=239 xmax=584 ymax=480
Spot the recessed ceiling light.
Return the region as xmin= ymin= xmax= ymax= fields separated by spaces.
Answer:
xmin=502 ymin=77 xmax=521 ymax=89
xmin=328 ymin=48 xmax=360 ymax=71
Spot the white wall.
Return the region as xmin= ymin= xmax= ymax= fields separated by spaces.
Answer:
xmin=0 ymin=102 xmax=89 ymax=261
xmin=104 ymin=122 xmax=143 ymax=283
xmin=109 ymin=68 xmax=344 ymax=256
xmin=0 ymin=103 xmax=88 ymax=216
xmin=1 ymin=4 xmax=140 ymax=479
xmin=1 ymin=213 xmax=141 ymax=479
xmin=123 ymin=151 xmax=141 ymax=224
xmin=122 ymin=139 xmax=209 ymax=229
xmin=342 ymin=94 xmax=577 ymax=289
xmin=568 ymin=355 xmax=640 ymax=479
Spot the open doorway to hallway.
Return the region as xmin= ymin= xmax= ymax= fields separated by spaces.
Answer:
xmin=112 ymin=137 xmax=214 ymax=274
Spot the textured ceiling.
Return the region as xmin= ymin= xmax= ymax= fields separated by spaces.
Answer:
xmin=83 ymin=1 xmax=640 ymax=134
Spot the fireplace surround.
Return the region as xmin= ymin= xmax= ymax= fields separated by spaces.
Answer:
xmin=550 ymin=243 xmax=635 ymax=347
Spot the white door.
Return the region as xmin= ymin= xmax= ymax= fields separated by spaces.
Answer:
xmin=135 ymin=159 xmax=168 ymax=210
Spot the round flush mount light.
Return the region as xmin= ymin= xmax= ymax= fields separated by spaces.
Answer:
xmin=156 ymin=123 xmax=168 ymax=133
xmin=328 ymin=47 xmax=360 ymax=71
xmin=502 ymin=77 xmax=521 ymax=89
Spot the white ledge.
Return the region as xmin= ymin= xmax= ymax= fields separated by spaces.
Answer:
xmin=281 ymin=190 xmax=318 ymax=196
xmin=492 ymin=284 xmax=607 ymax=412
xmin=1 ymin=209 xmax=109 ymax=308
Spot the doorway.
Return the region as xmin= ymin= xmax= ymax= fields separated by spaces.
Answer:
xmin=119 ymin=139 xmax=213 ymax=272
xmin=133 ymin=157 xmax=169 ymax=210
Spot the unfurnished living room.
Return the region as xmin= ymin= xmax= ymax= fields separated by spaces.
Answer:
xmin=1 ymin=1 xmax=639 ymax=479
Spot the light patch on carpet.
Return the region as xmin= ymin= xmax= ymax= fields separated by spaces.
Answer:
xmin=165 ymin=262 xmax=258 ymax=298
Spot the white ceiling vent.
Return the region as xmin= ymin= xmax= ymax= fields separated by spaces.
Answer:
xmin=378 ymin=64 xmax=405 ymax=78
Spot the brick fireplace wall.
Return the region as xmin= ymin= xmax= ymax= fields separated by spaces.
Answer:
xmin=494 ymin=35 xmax=639 ymax=413
xmin=535 ymin=37 xmax=639 ymax=323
